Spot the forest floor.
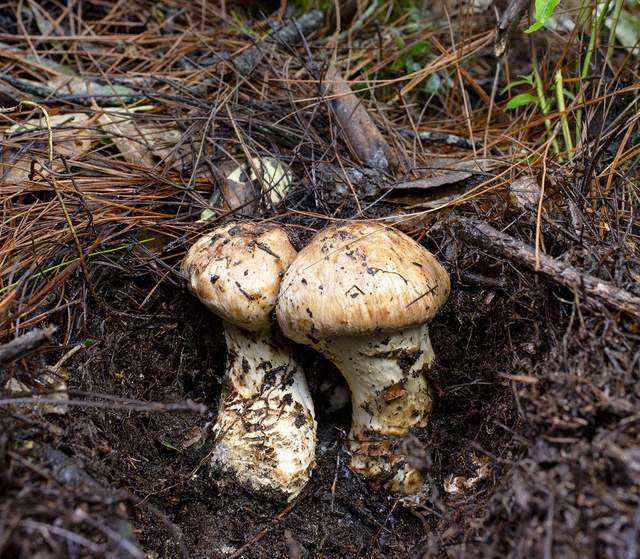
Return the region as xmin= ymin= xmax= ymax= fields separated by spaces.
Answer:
xmin=0 ymin=1 xmax=638 ymax=557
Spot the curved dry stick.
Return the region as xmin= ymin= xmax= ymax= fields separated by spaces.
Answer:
xmin=452 ymin=216 xmax=640 ymax=318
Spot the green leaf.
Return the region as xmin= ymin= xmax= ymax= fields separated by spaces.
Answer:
xmin=505 ymin=93 xmax=538 ymax=110
xmin=391 ymin=29 xmax=406 ymax=49
xmin=525 ymin=21 xmax=545 ymax=32
xmin=518 ymin=72 xmax=535 ymax=85
xmin=230 ymin=12 xmax=261 ymax=38
xmin=408 ymin=41 xmax=429 ymax=57
xmin=525 ymin=0 xmax=562 ymax=32
xmin=159 ymin=439 xmax=181 ymax=452
xmin=501 ymin=73 xmax=535 ymax=94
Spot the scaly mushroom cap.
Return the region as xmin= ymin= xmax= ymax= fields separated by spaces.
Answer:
xmin=182 ymin=222 xmax=297 ymax=332
xmin=277 ymin=221 xmax=450 ymax=343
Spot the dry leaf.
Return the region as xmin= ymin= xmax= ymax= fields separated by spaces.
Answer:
xmin=393 ymin=171 xmax=474 ymax=190
xmin=324 ymin=65 xmax=397 ymax=172
xmin=137 ymin=125 xmax=182 ymax=160
xmin=1 ymin=113 xmax=95 ymax=184
xmin=178 ymin=426 xmax=205 ymax=450
xmin=97 ymin=110 xmax=190 ymax=170
xmin=392 ymin=158 xmax=500 ymax=191
xmin=199 ymin=156 xmax=292 ymax=222
xmin=386 ymin=157 xmax=502 ymax=208
xmin=97 ymin=111 xmax=155 ymax=167
xmin=508 ymin=175 xmax=541 ymax=209
xmin=246 ymin=157 xmax=291 ymax=207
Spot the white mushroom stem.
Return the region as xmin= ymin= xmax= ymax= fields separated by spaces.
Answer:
xmin=314 ymin=322 xmax=434 ymax=495
xmin=212 ymin=322 xmax=316 ymax=500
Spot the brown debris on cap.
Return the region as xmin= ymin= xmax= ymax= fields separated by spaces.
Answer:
xmin=277 ymin=221 xmax=450 ymax=341
xmin=182 ymin=222 xmax=297 ymax=332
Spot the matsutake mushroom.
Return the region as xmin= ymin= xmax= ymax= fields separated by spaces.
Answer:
xmin=182 ymin=222 xmax=316 ymax=500
xmin=276 ymin=221 xmax=449 ymax=496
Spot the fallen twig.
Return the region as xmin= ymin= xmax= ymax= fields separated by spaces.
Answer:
xmin=495 ymin=0 xmax=532 ymax=57
xmin=226 ymin=501 xmax=296 ymax=559
xmin=459 ymin=270 xmax=506 ymax=289
xmin=0 ymin=390 xmax=207 ymax=414
xmin=232 ymin=10 xmax=324 ymax=74
xmin=400 ymin=128 xmax=480 ymax=150
xmin=21 ymin=519 xmax=106 ymax=555
xmin=451 ymin=217 xmax=640 ymax=318
xmin=1 ymin=75 xmax=143 ymax=106
xmin=0 ymin=325 xmax=57 ymax=363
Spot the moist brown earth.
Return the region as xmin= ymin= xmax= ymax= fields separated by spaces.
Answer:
xmin=3 ymin=218 xmax=637 ymax=557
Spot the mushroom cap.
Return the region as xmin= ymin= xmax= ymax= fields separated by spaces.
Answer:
xmin=182 ymin=222 xmax=297 ymax=331
xmin=276 ymin=221 xmax=450 ymax=342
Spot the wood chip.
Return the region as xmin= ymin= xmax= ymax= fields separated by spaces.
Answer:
xmin=324 ymin=64 xmax=397 ymax=173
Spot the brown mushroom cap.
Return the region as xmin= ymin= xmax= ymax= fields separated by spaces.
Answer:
xmin=277 ymin=221 xmax=450 ymax=342
xmin=182 ymin=222 xmax=297 ymax=332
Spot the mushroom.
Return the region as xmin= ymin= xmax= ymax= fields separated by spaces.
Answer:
xmin=276 ymin=221 xmax=450 ymax=496
xmin=182 ymin=222 xmax=316 ymax=500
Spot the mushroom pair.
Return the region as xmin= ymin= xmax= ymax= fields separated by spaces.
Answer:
xmin=182 ymin=221 xmax=449 ymax=500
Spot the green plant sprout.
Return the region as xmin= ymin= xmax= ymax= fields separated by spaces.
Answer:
xmin=575 ymin=0 xmax=613 ymax=143
xmin=526 ymin=0 xmax=563 ymax=32
xmin=554 ymin=69 xmax=574 ymax=151
xmin=506 ymin=0 xmax=631 ymax=156
xmin=502 ymin=72 xmax=561 ymax=155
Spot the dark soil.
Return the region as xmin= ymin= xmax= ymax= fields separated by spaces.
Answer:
xmin=4 ymin=211 xmax=638 ymax=558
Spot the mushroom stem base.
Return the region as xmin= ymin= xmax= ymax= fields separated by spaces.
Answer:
xmin=212 ymin=323 xmax=316 ymax=500
xmin=320 ymin=323 xmax=435 ymax=495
